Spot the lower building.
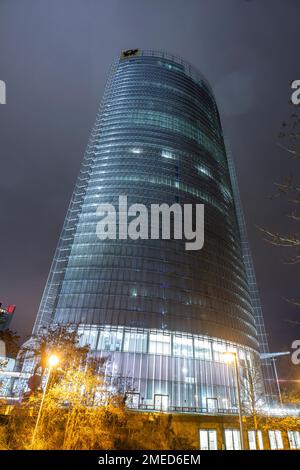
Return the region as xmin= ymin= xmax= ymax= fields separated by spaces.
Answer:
xmin=127 ymin=411 xmax=300 ymax=450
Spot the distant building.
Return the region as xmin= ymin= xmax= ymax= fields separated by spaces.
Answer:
xmin=0 ymin=303 xmax=16 ymax=331
xmin=0 ymin=356 xmax=16 ymax=398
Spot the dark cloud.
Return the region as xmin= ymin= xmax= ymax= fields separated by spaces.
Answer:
xmin=0 ymin=0 xmax=299 ymax=379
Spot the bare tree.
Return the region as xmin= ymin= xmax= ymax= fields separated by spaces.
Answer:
xmin=259 ymin=113 xmax=300 ymax=306
xmin=240 ymin=356 xmax=266 ymax=449
xmin=3 ymin=359 xmax=193 ymax=450
xmin=19 ymin=324 xmax=90 ymax=380
xmin=240 ymin=357 xmax=300 ymax=448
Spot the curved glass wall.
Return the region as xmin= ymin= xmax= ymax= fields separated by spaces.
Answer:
xmin=32 ymin=49 xmax=265 ymax=409
xmin=77 ymin=323 xmax=260 ymax=413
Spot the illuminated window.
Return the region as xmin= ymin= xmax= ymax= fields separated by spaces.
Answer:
xmin=212 ymin=342 xmax=227 ymax=362
xmin=131 ymin=148 xmax=142 ymax=154
xmin=206 ymin=397 xmax=218 ymax=412
xmin=131 ymin=288 xmax=138 ymax=297
xmin=162 ymin=150 xmax=175 ymax=160
xmin=196 ymin=165 xmax=212 ymax=178
xmin=98 ymin=329 xmax=123 ymax=352
xmin=154 ymin=394 xmax=169 ymax=411
xmin=127 ymin=110 xmax=223 ymax=162
xmin=194 ymin=339 xmax=212 ymax=360
xmin=173 ymin=336 xmax=193 ymax=357
xmin=225 ymin=429 xmax=241 ymax=450
xmin=268 ymin=430 xmax=284 ymax=450
xmin=199 ymin=429 xmax=218 ymax=450
xmin=126 ymin=392 xmax=140 ymax=409
xmin=220 ymin=184 xmax=232 ymax=202
xmin=220 ymin=397 xmax=229 ymax=410
xmin=123 ymin=331 xmax=147 ymax=353
xmin=149 ymin=332 xmax=171 ymax=355
xmin=239 ymin=349 xmax=246 ymax=360
xmin=78 ymin=328 xmax=98 ymax=349
xmin=248 ymin=430 xmax=264 ymax=450
xmin=288 ymin=430 xmax=300 ymax=449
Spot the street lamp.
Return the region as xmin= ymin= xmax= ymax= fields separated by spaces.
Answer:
xmin=31 ymin=353 xmax=59 ymax=448
xmin=223 ymin=351 xmax=245 ymax=450
xmin=48 ymin=354 xmax=59 ymax=368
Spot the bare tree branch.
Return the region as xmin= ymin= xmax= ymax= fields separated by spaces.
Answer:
xmin=276 ymin=142 xmax=300 ymax=159
xmin=258 ymin=227 xmax=300 ymax=247
xmin=283 ymin=255 xmax=300 ymax=265
xmin=287 ymin=212 xmax=300 ymax=221
xmin=286 ymin=298 xmax=300 ymax=307
xmin=285 ymin=319 xmax=300 ymax=326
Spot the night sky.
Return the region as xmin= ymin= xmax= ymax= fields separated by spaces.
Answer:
xmin=0 ymin=1 xmax=299 ymax=379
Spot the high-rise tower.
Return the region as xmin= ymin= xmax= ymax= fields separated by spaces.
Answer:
xmin=32 ymin=50 xmax=276 ymax=411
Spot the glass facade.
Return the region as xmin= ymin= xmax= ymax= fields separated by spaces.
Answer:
xmin=76 ymin=324 xmax=257 ymax=412
xmin=31 ymin=49 xmax=272 ymax=411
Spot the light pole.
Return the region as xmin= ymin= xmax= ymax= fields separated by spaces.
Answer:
xmin=31 ymin=353 xmax=59 ymax=448
xmin=272 ymin=357 xmax=283 ymax=406
xmin=223 ymin=352 xmax=245 ymax=450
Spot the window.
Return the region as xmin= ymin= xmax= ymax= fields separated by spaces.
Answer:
xmin=199 ymin=429 xmax=218 ymax=450
xmin=196 ymin=165 xmax=212 ymax=178
xmin=127 ymin=110 xmax=223 ymax=162
xmin=173 ymin=336 xmax=193 ymax=357
xmin=154 ymin=394 xmax=169 ymax=411
xmin=131 ymin=288 xmax=138 ymax=297
xmin=212 ymin=342 xmax=227 ymax=362
xmin=98 ymin=329 xmax=123 ymax=352
xmin=162 ymin=150 xmax=175 ymax=160
xmin=287 ymin=430 xmax=300 ymax=449
xmin=225 ymin=429 xmax=241 ymax=450
xmin=123 ymin=331 xmax=147 ymax=353
xmin=194 ymin=339 xmax=212 ymax=360
xmin=126 ymin=392 xmax=140 ymax=409
xmin=149 ymin=332 xmax=171 ymax=355
xmin=248 ymin=430 xmax=264 ymax=450
xmin=206 ymin=397 xmax=218 ymax=412
xmin=268 ymin=430 xmax=284 ymax=450
xmin=78 ymin=328 xmax=98 ymax=350
xmin=131 ymin=148 xmax=142 ymax=154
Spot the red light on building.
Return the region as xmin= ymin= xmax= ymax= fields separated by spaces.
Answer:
xmin=6 ymin=305 xmax=16 ymax=314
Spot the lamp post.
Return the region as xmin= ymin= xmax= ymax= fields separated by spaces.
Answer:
xmin=31 ymin=354 xmax=59 ymax=448
xmin=272 ymin=357 xmax=283 ymax=406
xmin=223 ymin=352 xmax=245 ymax=450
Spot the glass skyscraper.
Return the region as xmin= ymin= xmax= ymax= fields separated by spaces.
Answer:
xmin=32 ymin=49 xmax=277 ymax=412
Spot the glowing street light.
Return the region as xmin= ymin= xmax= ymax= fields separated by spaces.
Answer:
xmin=31 ymin=353 xmax=60 ymax=447
xmin=223 ymin=352 xmax=236 ymax=364
xmin=48 ymin=354 xmax=59 ymax=368
xmin=223 ymin=351 xmax=245 ymax=450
